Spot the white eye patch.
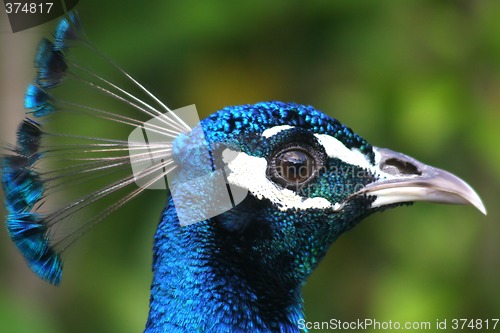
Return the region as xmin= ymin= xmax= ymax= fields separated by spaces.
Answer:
xmin=261 ymin=125 xmax=294 ymax=138
xmin=313 ymin=134 xmax=376 ymax=172
xmin=224 ymin=151 xmax=334 ymax=211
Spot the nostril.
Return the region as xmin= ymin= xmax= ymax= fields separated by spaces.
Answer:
xmin=381 ymin=158 xmax=422 ymax=176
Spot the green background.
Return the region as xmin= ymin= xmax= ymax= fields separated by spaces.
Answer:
xmin=1 ymin=1 xmax=499 ymax=332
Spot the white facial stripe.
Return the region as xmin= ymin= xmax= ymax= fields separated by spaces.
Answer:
xmin=225 ymin=151 xmax=333 ymax=211
xmin=314 ymin=134 xmax=374 ymax=170
xmin=261 ymin=125 xmax=294 ymax=138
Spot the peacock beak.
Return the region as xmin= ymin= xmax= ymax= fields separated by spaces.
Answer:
xmin=358 ymin=147 xmax=487 ymax=215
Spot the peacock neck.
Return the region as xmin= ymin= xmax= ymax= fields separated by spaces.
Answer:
xmin=144 ymin=199 xmax=306 ymax=333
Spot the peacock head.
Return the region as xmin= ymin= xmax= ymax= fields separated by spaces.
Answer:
xmin=164 ymin=101 xmax=486 ymax=284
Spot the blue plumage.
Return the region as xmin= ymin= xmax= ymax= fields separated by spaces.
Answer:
xmin=1 ymin=14 xmax=78 ymax=285
xmin=3 ymin=159 xmax=37 ymax=212
xmin=144 ymin=102 xmax=381 ymax=332
xmin=5 ymin=212 xmax=62 ymax=285
xmin=2 ymin=11 xmax=486 ymax=333
xmin=34 ymin=39 xmax=67 ymax=88
xmin=24 ymin=84 xmax=55 ymax=117
xmin=53 ymin=12 xmax=82 ymax=50
xmin=17 ymin=119 xmax=41 ymax=153
xmin=2 ymin=153 xmax=62 ymax=284
xmin=202 ymin=102 xmax=374 ymax=159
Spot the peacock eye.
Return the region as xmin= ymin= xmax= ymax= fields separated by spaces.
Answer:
xmin=268 ymin=145 xmax=322 ymax=190
xmin=277 ymin=150 xmax=314 ymax=183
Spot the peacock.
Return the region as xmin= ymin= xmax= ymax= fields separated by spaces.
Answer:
xmin=1 ymin=12 xmax=486 ymax=333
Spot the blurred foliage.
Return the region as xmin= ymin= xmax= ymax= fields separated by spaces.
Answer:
xmin=1 ymin=1 xmax=499 ymax=332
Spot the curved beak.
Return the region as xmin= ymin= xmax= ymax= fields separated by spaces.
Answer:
xmin=358 ymin=147 xmax=486 ymax=215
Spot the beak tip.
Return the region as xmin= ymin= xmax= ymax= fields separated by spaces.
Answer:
xmin=474 ymin=200 xmax=487 ymax=216
xmin=460 ymin=184 xmax=487 ymax=216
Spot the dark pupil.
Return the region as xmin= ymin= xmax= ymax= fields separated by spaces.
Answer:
xmin=277 ymin=150 xmax=313 ymax=183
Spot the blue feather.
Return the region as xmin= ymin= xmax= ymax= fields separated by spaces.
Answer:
xmin=16 ymin=119 xmax=42 ymax=155
xmin=5 ymin=212 xmax=62 ymax=285
xmin=7 ymin=213 xmax=62 ymax=282
xmin=53 ymin=12 xmax=82 ymax=50
xmin=1 ymin=153 xmax=61 ymax=284
xmin=2 ymin=11 xmax=184 ymax=286
xmin=34 ymin=39 xmax=68 ymax=88
xmin=24 ymin=84 xmax=55 ymax=117
xmin=2 ymin=156 xmax=43 ymax=213
xmin=2 ymin=95 xmax=62 ymax=284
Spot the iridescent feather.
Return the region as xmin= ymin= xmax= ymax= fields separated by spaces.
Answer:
xmin=2 ymin=12 xmax=186 ymax=285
